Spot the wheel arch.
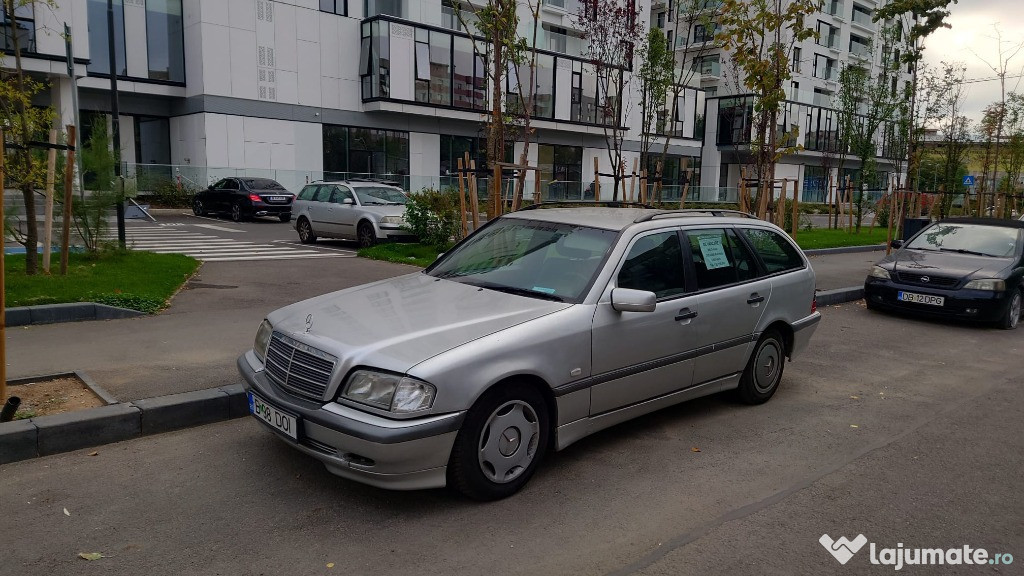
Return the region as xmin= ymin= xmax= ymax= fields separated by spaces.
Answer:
xmin=472 ymin=374 xmax=558 ymax=451
xmin=762 ymin=319 xmax=794 ymax=359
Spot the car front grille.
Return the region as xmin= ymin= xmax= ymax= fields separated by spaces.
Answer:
xmin=264 ymin=333 xmax=337 ymax=401
xmin=894 ymin=272 xmax=960 ymax=288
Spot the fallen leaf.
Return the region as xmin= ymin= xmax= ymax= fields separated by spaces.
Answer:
xmin=691 ymin=447 xmax=701 ymax=452
xmin=326 ymin=563 xmax=335 ymax=569
xmin=849 ymin=395 xmax=860 ymax=399
xmin=63 ymin=508 xmax=70 ymax=517
xmin=78 ymin=553 xmax=104 ymax=561
xmin=88 ymin=451 xmax=99 ymax=456
xmin=850 ymin=424 xmax=859 ymax=428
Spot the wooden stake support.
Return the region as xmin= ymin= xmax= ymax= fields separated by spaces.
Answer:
xmin=42 ymin=129 xmax=57 ymax=274
xmin=60 ymin=125 xmax=76 ymax=275
xmin=593 ymin=157 xmax=601 ymax=202
xmin=456 ymin=156 xmax=468 ymax=238
xmin=629 ymin=158 xmax=638 ymax=202
xmin=468 ymin=157 xmax=480 ymax=231
xmin=791 ymin=180 xmax=799 ymax=239
xmin=846 ymin=175 xmax=854 ymax=233
xmin=776 ymin=179 xmax=787 ymax=228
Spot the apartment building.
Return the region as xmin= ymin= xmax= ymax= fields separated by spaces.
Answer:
xmin=4 ymin=0 xmax=707 ymax=198
xmin=651 ymin=0 xmax=914 ymax=201
xmin=4 ymin=0 xmax=909 ymax=201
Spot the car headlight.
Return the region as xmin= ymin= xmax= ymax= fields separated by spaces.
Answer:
xmin=869 ymin=266 xmax=891 ymax=280
xmin=964 ymin=278 xmax=1006 ymax=291
xmin=254 ymin=320 xmax=273 ymax=362
xmin=341 ymin=370 xmax=436 ymax=413
xmin=379 ymin=216 xmax=405 ymax=225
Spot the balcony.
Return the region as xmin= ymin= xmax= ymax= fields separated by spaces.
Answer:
xmin=849 ymin=41 xmax=870 ymax=59
xmin=693 ymin=59 xmax=721 ymax=79
xmin=852 ymin=6 xmax=874 ymax=28
xmin=813 ymin=91 xmax=832 ymax=107
xmin=543 ymin=0 xmax=582 ymax=13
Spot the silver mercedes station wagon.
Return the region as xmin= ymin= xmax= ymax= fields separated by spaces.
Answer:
xmin=238 ymin=207 xmax=821 ymax=500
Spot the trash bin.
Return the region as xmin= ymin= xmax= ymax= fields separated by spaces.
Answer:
xmin=902 ymin=217 xmax=931 ymax=241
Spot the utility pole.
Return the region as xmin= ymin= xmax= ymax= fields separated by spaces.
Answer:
xmin=107 ymin=0 xmax=126 ymax=247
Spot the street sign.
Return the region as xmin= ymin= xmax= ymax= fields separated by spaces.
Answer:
xmin=963 ymin=175 xmax=976 ymax=186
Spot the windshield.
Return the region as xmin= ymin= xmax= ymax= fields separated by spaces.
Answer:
xmin=243 ymin=179 xmax=286 ymax=191
xmin=427 ymin=219 xmax=618 ymax=302
xmin=905 ymin=223 xmax=1021 ymax=258
xmin=356 ymin=187 xmax=408 ymax=205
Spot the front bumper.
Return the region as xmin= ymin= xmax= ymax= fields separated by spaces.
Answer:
xmin=864 ymin=278 xmax=1012 ymax=322
xmin=237 ymin=350 xmax=464 ymax=490
xmin=376 ymin=222 xmax=416 ymax=241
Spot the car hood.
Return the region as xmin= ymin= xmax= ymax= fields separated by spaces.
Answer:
xmin=881 ymin=249 xmax=1013 ymax=279
xmin=265 ymin=273 xmax=572 ymax=375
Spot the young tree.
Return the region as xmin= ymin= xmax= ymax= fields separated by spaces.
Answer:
xmin=716 ymin=0 xmax=820 ymax=216
xmin=999 ymin=92 xmax=1024 ymax=213
xmin=638 ymin=28 xmax=674 ymax=173
xmin=834 ymin=23 xmax=907 ymax=231
xmin=1 ymin=0 xmax=56 ymax=275
xmin=576 ymin=0 xmax=643 ymax=200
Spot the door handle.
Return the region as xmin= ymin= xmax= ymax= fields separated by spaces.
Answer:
xmin=675 ymin=308 xmax=698 ymax=321
xmin=747 ymin=293 xmax=765 ymax=304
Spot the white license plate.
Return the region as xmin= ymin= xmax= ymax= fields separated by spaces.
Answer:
xmin=248 ymin=392 xmax=299 ymax=440
xmin=267 ymin=196 xmax=287 ymax=201
xmin=898 ymin=291 xmax=944 ymax=307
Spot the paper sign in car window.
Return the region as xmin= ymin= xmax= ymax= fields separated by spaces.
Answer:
xmin=698 ymin=235 xmax=731 ymax=270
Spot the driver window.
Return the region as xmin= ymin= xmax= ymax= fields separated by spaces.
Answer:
xmin=333 ymin=188 xmax=354 ymax=204
xmin=617 ymin=231 xmax=686 ymax=299
xmin=223 ymin=179 xmax=239 ymax=190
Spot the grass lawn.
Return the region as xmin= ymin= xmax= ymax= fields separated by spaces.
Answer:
xmin=4 ymin=250 xmax=200 ymax=313
xmin=791 ymin=227 xmax=891 ymax=250
xmin=358 ymin=243 xmax=446 ymax=268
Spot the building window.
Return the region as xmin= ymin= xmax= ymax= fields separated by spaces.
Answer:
xmin=146 ymin=0 xmax=185 ymax=82
xmin=852 ymin=3 xmax=872 ymax=26
xmin=365 ymin=0 xmax=402 ymax=18
xmin=656 ymin=11 xmax=665 ymax=28
xmin=812 ymin=53 xmax=836 ymax=80
xmin=320 ymin=0 xmax=347 ymax=15
xmin=791 ymin=47 xmax=802 ymax=73
xmin=849 ymin=34 xmax=869 ymax=58
xmin=452 ymin=35 xmax=486 ymax=110
xmin=87 ymin=0 xmax=126 ymax=76
xmin=691 ymin=54 xmax=720 ymax=77
xmin=360 ymin=20 xmax=390 ymax=99
xmin=322 ymin=125 xmax=410 ymax=179
xmin=548 ymin=26 xmax=568 ymax=53
xmin=1 ymin=2 xmax=35 ymax=53
xmin=693 ymin=23 xmax=716 ymax=43
xmin=538 ymin=144 xmax=583 ymax=200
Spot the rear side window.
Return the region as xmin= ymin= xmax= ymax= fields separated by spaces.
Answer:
xmin=740 ymin=228 xmax=804 ymax=273
xmin=617 ymin=231 xmax=687 ymax=299
xmin=312 ymin=186 xmax=333 ymax=202
xmin=685 ymin=228 xmax=759 ymax=290
xmin=297 ymin=186 xmax=317 ymax=200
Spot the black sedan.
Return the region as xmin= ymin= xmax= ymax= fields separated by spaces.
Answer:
xmin=864 ymin=218 xmax=1024 ymax=329
xmin=192 ymin=177 xmax=295 ymax=222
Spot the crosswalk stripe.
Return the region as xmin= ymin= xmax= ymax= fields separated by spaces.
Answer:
xmin=110 ymin=223 xmax=348 ymax=261
xmin=201 ymin=253 xmax=351 ymax=262
xmin=147 ymin=248 xmax=303 ymax=255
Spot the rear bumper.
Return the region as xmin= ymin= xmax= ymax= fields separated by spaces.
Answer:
xmin=236 ymin=350 xmax=463 ymax=490
xmin=864 ymin=278 xmax=1012 ymax=321
xmin=790 ymin=312 xmax=821 ymax=358
xmin=250 ymin=203 xmax=292 ymax=216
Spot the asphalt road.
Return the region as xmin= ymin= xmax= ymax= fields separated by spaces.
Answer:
xmin=1 ymin=303 xmax=1021 ymax=576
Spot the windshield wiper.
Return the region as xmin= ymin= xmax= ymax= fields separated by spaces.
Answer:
xmin=467 ymin=281 xmax=565 ymax=302
xmin=938 ymin=248 xmax=993 ymax=257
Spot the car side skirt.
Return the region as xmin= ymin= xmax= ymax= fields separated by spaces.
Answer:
xmin=554 ymin=373 xmax=740 ymax=451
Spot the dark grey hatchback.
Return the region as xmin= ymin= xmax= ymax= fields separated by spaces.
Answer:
xmin=864 ymin=218 xmax=1024 ymax=329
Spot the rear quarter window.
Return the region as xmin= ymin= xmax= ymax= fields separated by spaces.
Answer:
xmin=740 ymin=228 xmax=804 ymax=273
xmin=297 ymin=186 xmax=317 ymax=201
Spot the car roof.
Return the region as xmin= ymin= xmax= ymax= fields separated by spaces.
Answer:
xmin=939 ymin=217 xmax=1024 ymax=230
xmin=312 ymin=180 xmax=402 ymax=188
xmin=501 ymin=207 xmax=764 ymax=232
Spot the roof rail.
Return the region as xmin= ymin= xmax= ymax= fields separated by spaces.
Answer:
xmin=633 ymin=209 xmax=759 ymax=223
xmin=517 ymin=200 xmax=655 ymax=211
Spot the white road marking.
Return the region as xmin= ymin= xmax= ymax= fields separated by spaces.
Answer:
xmin=192 ymin=223 xmax=246 ymax=233
xmin=110 ymin=222 xmax=352 ymax=261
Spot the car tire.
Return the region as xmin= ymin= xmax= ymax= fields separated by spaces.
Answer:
xmin=297 ymin=217 xmax=317 ymax=244
xmin=447 ymin=384 xmax=550 ymax=501
xmin=279 ymin=213 xmax=291 ymax=223
xmin=192 ymin=198 xmax=207 ymax=216
xmin=736 ymin=329 xmax=786 ymax=405
xmin=1000 ymin=289 xmax=1022 ymax=330
xmin=231 ymin=201 xmax=246 ymax=223
xmin=357 ymin=221 xmax=377 ymax=248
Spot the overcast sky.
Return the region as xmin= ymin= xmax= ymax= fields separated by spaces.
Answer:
xmin=923 ymin=0 xmax=1024 ymax=122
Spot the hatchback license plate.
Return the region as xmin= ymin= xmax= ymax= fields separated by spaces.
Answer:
xmin=898 ymin=291 xmax=944 ymax=306
xmin=248 ymin=392 xmax=298 ymax=440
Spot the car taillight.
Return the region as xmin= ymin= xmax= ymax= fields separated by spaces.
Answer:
xmin=249 ymin=193 xmax=261 ymax=202
xmin=811 ymin=297 xmax=817 ymax=314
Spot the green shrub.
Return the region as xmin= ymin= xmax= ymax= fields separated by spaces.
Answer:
xmin=145 ymin=179 xmax=200 ymax=208
xmin=405 ymin=187 xmax=463 ymax=248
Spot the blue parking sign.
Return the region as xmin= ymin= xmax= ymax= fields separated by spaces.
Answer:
xmin=963 ymin=175 xmax=976 ymax=186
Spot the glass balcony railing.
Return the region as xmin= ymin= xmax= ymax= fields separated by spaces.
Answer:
xmin=852 ymin=8 xmax=874 ymax=27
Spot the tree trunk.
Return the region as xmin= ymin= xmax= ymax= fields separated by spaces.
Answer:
xmin=6 ymin=0 xmax=39 ymax=275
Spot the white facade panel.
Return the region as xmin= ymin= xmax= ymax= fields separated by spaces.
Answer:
xmin=389 ymin=23 xmax=415 ymax=102
xmin=229 ymin=28 xmax=259 ymax=99
xmin=205 ymin=114 xmax=230 ymax=167
xmin=294 ymin=122 xmax=324 ymax=172
xmin=297 ymin=40 xmax=323 ymax=107
xmin=201 ymin=24 xmax=233 ymax=96
xmin=227 ymin=116 xmax=247 ymax=167
xmin=123 ymin=0 xmax=150 ymax=78
xmin=229 ymin=0 xmax=257 ymax=31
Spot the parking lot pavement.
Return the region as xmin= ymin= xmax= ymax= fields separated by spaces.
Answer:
xmin=1 ymin=303 xmax=1020 ymax=576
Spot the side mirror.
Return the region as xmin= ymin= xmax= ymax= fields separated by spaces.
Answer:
xmin=890 ymin=239 xmax=904 ymax=249
xmin=611 ymin=288 xmax=657 ymax=313
xmin=342 ymin=197 xmax=355 ymax=205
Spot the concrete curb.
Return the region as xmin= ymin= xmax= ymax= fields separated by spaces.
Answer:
xmin=0 ymin=384 xmax=248 ymax=465
xmin=804 ymin=244 xmax=886 ymax=256
xmin=5 ymin=302 xmax=146 ymax=327
xmin=6 ymin=371 xmax=119 ymax=406
xmin=816 ymin=286 xmax=865 ymax=306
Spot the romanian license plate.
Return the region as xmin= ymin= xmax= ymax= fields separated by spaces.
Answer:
xmin=248 ymin=392 xmax=299 ymax=440
xmin=898 ymin=291 xmax=944 ymax=307
xmin=267 ymin=196 xmax=287 ymax=202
